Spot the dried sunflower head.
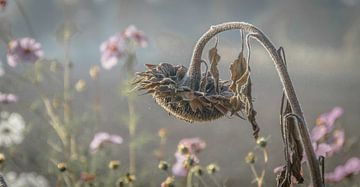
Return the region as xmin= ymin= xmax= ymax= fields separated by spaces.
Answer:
xmin=134 ymin=63 xmax=243 ymax=123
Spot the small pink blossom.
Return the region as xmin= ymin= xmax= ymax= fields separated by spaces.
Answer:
xmin=316 ymin=107 xmax=344 ymax=132
xmin=89 ymin=132 xmax=123 ymax=152
xmin=310 ymin=125 xmax=327 ymax=142
xmin=99 ymin=35 xmax=126 ymax=70
xmin=330 ymin=130 xmax=345 ymax=153
xmin=7 ymin=38 xmax=44 ymax=67
xmin=123 ymin=25 xmax=148 ymax=48
xmin=0 ymin=92 xmax=18 ymax=104
xmin=325 ymin=157 xmax=360 ymax=183
xmin=179 ymin=137 xmax=206 ymax=154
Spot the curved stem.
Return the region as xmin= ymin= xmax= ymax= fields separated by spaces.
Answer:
xmin=187 ymin=22 xmax=322 ymax=186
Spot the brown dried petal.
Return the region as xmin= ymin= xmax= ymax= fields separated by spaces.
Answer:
xmin=208 ymin=47 xmax=220 ymax=93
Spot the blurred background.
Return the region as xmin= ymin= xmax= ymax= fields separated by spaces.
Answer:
xmin=0 ymin=0 xmax=359 ymax=186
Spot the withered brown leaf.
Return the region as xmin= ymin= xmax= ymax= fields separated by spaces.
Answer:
xmin=229 ymin=51 xmax=247 ymax=92
xmin=208 ymin=47 xmax=220 ymax=93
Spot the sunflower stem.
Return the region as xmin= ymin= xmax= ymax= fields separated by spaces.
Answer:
xmin=187 ymin=22 xmax=322 ymax=187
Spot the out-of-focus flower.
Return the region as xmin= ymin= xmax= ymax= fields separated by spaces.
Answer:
xmin=178 ymin=137 xmax=206 ymax=154
xmin=172 ymin=152 xmax=199 ymax=177
xmin=310 ymin=125 xmax=327 ymax=142
xmin=0 ymin=0 xmax=6 ymax=11
xmin=89 ymin=65 xmax=100 ymax=80
xmin=330 ymin=130 xmax=345 ymax=153
xmin=158 ymin=160 xmax=169 ymax=171
xmin=4 ymin=172 xmax=49 ymax=187
xmin=80 ymin=172 xmax=96 ymax=182
xmin=0 ymin=153 xmax=5 ymax=164
xmin=245 ymin=152 xmax=256 ymax=164
xmin=0 ymin=92 xmax=18 ymax=104
xmin=7 ymin=38 xmax=44 ymax=67
xmin=89 ymin=132 xmax=123 ymax=152
xmin=256 ymin=137 xmax=267 ymax=148
xmin=100 ymin=35 xmax=125 ymax=70
xmin=313 ymin=143 xmax=332 ymax=157
xmin=75 ymin=79 xmax=86 ymax=92
xmin=316 ymin=107 xmax=344 ymax=132
xmin=158 ymin=128 xmax=166 ymax=139
xmin=123 ymin=25 xmax=148 ymax=48
xmin=161 ymin=176 xmax=175 ymax=187
xmin=108 ymin=160 xmax=120 ymax=170
xmin=206 ymin=163 xmax=219 ymax=174
xmin=325 ymin=157 xmax=360 ymax=183
xmin=0 ymin=112 xmax=25 ymax=147
xmin=124 ymin=173 xmax=136 ymax=184
xmin=57 ymin=162 xmax=67 ymax=172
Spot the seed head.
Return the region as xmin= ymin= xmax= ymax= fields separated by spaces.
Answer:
xmin=57 ymin=162 xmax=67 ymax=172
xmin=191 ymin=165 xmax=203 ymax=176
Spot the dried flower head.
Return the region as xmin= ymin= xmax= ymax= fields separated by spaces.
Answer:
xmin=108 ymin=160 xmax=121 ymax=170
xmin=7 ymin=38 xmax=44 ymax=67
xmin=179 ymin=137 xmax=206 ymax=154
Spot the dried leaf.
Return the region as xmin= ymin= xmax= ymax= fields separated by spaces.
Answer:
xmin=208 ymin=47 xmax=220 ymax=93
xmin=229 ymin=51 xmax=247 ymax=92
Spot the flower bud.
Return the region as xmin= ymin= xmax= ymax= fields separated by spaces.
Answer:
xmin=161 ymin=176 xmax=175 ymax=187
xmin=0 ymin=153 xmax=5 ymax=164
xmin=57 ymin=162 xmax=67 ymax=172
xmin=206 ymin=163 xmax=219 ymax=174
xmin=191 ymin=165 xmax=203 ymax=176
xmin=75 ymin=80 xmax=86 ymax=92
xmin=245 ymin=152 xmax=256 ymax=164
xmin=158 ymin=161 xmax=169 ymax=171
xmin=89 ymin=65 xmax=100 ymax=80
xmin=178 ymin=144 xmax=189 ymax=155
xmin=256 ymin=137 xmax=267 ymax=148
xmin=108 ymin=160 xmax=120 ymax=170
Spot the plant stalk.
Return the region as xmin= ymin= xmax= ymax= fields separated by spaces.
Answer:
xmin=186 ymin=22 xmax=322 ymax=186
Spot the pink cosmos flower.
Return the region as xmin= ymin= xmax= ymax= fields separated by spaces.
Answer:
xmin=330 ymin=130 xmax=345 ymax=153
xmin=99 ymin=35 xmax=126 ymax=70
xmin=123 ymin=25 xmax=148 ymax=48
xmin=89 ymin=132 xmax=123 ymax=152
xmin=325 ymin=157 xmax=360 ymax=183
xmin=7 ymin=38 xmax=44 ymax=67
xmin=178 ymin=137 xmax=206 ymax=154
xmin=0 ymin=92 xmax=18 ymax=104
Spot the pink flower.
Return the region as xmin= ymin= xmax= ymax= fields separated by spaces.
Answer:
xmin=99 ymin=35 xmax=125 ymax=70
xmin=330 ymin=130 xmax=345 ymax=153
xmin=313 ymin=143 xmax=332 ymax=157
xmin=89 ymin=132 xmax=123 ymax=152
xmin=0 ymin=0 xmax=6 ymax=11
xmin=310 ymin=125 xmax=327 ymax=142
xmin=7 ymin=38 xmax=44 ymax=67
xmin=0 ymin=92 xmax=18 ymax=104
xmin=316 ymin=107 xmax=344 ymax=132
xmin=325 ymin=157 xmax=360 ymax=183
xmin=179 ymin=137 xmax=206 ymax=154
xmin=123 ymin=25 xmax=148 ymax=48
